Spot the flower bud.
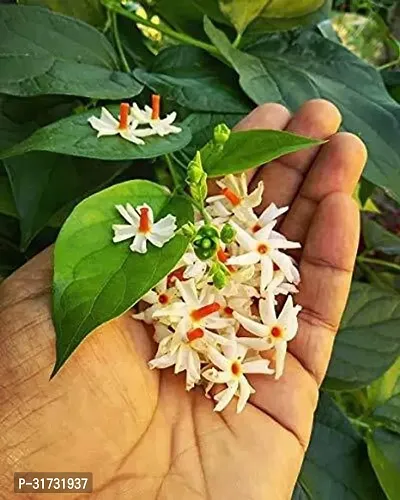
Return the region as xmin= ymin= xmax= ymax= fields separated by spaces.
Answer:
xmin=179 ymin=222 xmax=197 ymax=241
xmin=220 ymin=223 xmax=236 ymax=244
xmin=213 ymin=123 xmax=231 ymax=145
xmin=187 ymin=151 xmax=207 ymax=205
xmin=213 ymin=270 xmax=227 ymax=290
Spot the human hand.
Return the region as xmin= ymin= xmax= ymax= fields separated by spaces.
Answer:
xmin=0 ymin=100 xmax=367 ymax=500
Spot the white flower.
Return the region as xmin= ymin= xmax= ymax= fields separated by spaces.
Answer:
xmin=88 ymin=103 xmax=153 ymax=144
xmin=112 ymin=203 xmax=176 ymax=254
xmin=149 ymin=318 xmax=231 ymax=391
xmin=130 ymin=95 xmax=182 ymax=137
xmin=226 ymin=220 xmax=300 ymax=291
xmin=148 ymin=331 xmax=202 ymax=390
xmin=203 ymin=344 xmax=274 ymax=413
xmin=265 ymin=269 xmax=299 ymax=298
xmin=132 ymin=277 xmax=178 ymax=323
xmin=206 ymin=174 xmax=263 ymax=223
xmin=250 ymin=202 xmax=288 ymax=233
xmin=233 ymin=294 xmax=302 ymax=379
xmin=180 ymin=249 xmax=208 ymax=280
xmin=153 ymin=279 xmax=233 ymax=331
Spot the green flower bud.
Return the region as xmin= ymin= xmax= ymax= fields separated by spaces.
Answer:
xmin=187 ymin=151 xmax=207 ymax=205
xmin=179 ymin=222 xmax=197 ymax=241
xmin=213 ymin=123 xmax=231 ymax=145
xmin=220 ymin=223 xmax=236 ymax=244
xmin=213 ymin=270 xmax=227 ymax=290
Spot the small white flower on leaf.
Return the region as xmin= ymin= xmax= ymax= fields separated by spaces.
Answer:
xmin=88 ymin=103 xmax=153 ymax=144
xmin=233 ymin=294 xmax=302 ymax=379
xmin=112 ymin=203 xmax=176 ymax=254
xmin=206 ymin=173 xmax=263 ymax=223
xmin=227 ymin=220 xmax=301 ymax=291
xmin=131 ymin=94 xmax=182 ymax=137
xmin=203 ymin=344 xmax=274 ymax=413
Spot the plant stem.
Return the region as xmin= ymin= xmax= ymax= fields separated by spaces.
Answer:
xmin=111 ymin=12 xmax=131 ymax=73
xmin=348 ymin=416 xmax=372 ymax=432
xmin=165 ymin=154 xmax=182 ymax=189
xmin=357 ymin=255 xmax=400 ymax=272
xmin=102 ymin=0 xmax=219 ymax=56
xmin=181 ymin=193 xmax=211 ymax=223
xmin=111 ymin=14 xmax=130 ymax=73
xmin=232 ymin=32 xmax=242 ymax=48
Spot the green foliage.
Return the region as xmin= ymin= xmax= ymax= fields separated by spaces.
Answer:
xmin=294 ymin=393 xmax=385 ymax=499
xmin=218 ymin=0 xmax=269 ymax=35
xmin=0 ymin=105 xmax=192 ymax=161
xmin=325 ymin=283 xmax=400 ymax=390
xmin=200 ymin=127 xmax=322 ymax=176
xmin=0 ymin=5 xmax=142 ymax=99
xmin=363 ymin=216 xmax=400 ymax=255
xmin=18 ymin=0 xmax=107 ymax=27
xmin=367 ymin=428 xmax=400 ymax=500
xmin=373 ymin=393 xmax=400 ymax=433
xmin=52 ymin=180 xmax=193 ymax=375
xmin=205 ymin=17 xmax=400 ymax=203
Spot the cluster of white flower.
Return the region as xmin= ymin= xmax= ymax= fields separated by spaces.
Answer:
xmin=121 ymin=173 xmax=303 ymax=413
xmin=88 ymin=94 xmax=181 ymax=144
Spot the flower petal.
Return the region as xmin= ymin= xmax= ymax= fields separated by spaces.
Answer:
xmin=237 ymin=376 xmax=252 ymax=413
xmin=148 ymin=352 xmax=177 ymax=369
xmin=258 ymin=203 xmax=288 ymax=226
xmin=233 ymin=311 xmax=267 ymax=338
xmin=112 ymin=224 xmax=137 ymax=242
xmin=230 ymin=221 xmax=257 ymax=252
xmin=207 ymin=345 xmax=231 ymax=371
xmin=227 ymin=252 xmax=260 ymax=266
xmin=274 ymin=341 xmax=287 ymax=380
xmin=242 ymin=359 xmax=274 ymax=375
xmin=259 ymin=294 xmax=277 ymax=325
xmin=260 ymin=255 xmax=274 ymax=291
xmin=202 ymin=367 xmax=232 ymax=384
xmin=175 ymin=279 xmax=199 ymax=307
xmin=214 ymin=382 xmax=238 ymax=412
xmin=130 ymin=233 xmax=147 ymax=253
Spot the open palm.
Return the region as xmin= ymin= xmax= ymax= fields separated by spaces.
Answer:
xmin=0 ymin=100 xmax=366 ymax=500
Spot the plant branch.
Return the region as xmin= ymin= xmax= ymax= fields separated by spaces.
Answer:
xmin=357 ymin=255 xmax=400 ymax=272
xmin=111 ymin=12 xmax=131 ymax=73
xmin=181 ymin=192 xmax=211 ymax=223
xmin=165 ymin=154 xmax=182 ymax=189
xmin=102 ymin=0 xmax=219 ymax=56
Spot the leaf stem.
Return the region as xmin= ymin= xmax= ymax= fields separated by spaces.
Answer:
xmin=111 ymin=12 xmax=131 ymax=73
xmin=357 ymin=255 xmax=400 ymax=272
xmin=232 ymin=32 xmax=242 ymax=48
xmin=102 ymin=0 xmax=219 ymax=56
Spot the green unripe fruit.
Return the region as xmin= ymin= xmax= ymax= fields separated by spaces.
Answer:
xmin=220 ymin=223 xmax=236 ymax=244
xmin=197 ymin=225 xmax=219 ymax=241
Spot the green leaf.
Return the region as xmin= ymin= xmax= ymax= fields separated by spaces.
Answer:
xmin=372 ymin=392 xmax=400 ymax=434
xmin=0 ymin=213 xmax=25 ymax=278
xmin=206 ymin=22 xmax=400 ymax=202
xmin=0 ymin=167 xmax=17 ymax=218
xmin=117 ymin=15 xmax=154 ymax=69
xmin=201 ymin=127 xmax=323 ymax=177
xmin=0 ymin=5 xmax=143 ymax=99
xmin=362 ymin=216 xmax=400 ymax=256
xmin=5 ymin=154 xmax=131 ymax=249
xmin=52 ymin=180 xmax=193 ymax=375
xmin=297 ymin=392 xmax=385 ymax=500
xmin=18 ymin=0 xmax=106 ymax=27
xmin=249 ymin=0 xmax=329 ymax=33
xmin=218 ymin=0 xmax=269 ymax=34
xmin=134 ymin=45 xmax=251 ymax=114
xmin=0 ymin=105 xmax=192 ymax=161
xmin=367 ymin=428 xmax=400 ymax=500
xmin=325 ymin=283 xmax=400 ymax=390
xmin=368 ymin=358 xmax=400 ymax=410
xmin=0 ymin=95 xmax=133 ymax=248
xmin=204 ymin=17 xmax=282 ymax=103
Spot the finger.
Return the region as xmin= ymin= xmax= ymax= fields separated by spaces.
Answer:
xmin=207 ymin=103 xmax=291 ymax=195
xmin=281 ymin=133 xmax=367 ymax=245
xmin=289 ymin=193 xmax=360 ymax=385
xmin=249 ymin=99 xmax=342 ymax=213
